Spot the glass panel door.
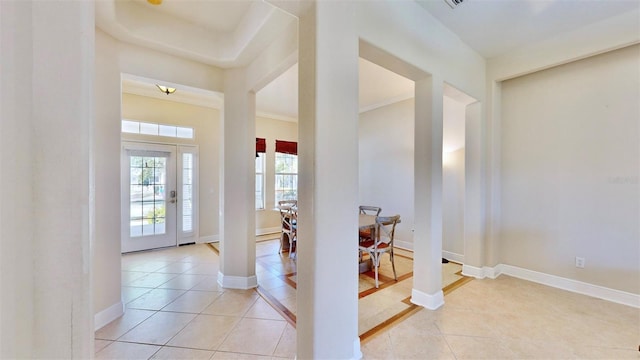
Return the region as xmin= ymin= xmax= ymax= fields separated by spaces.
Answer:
xmin=122 ymin=142 xmax=177 ymax=253
xmin=129 ymin=155 xmax=167 ymax=237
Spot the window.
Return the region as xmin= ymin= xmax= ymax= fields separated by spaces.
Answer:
xmin=255 ymin=138 xmax=266 ymax=209
xmin=181 ymin=153 xmax=194 ymax=233
xmin=122 ymin=120 xmax=194 ymax=139
xmin=255 ymin=153 xmax=265 ymax=209
xmin=128 ymin=155 xmax=168 ymax=237
xmin=275 ymin=152 xmax=297 ymax=202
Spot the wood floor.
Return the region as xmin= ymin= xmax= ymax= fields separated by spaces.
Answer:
xmin=208 ymin=237 xmax=473 ymax=339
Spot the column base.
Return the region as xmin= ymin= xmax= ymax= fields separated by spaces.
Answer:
xmin=352 ymin=336 xmax=362 ymax=359
xmin=217 ymin=271 xmax=258 ymax=289
xmin=410 ymin=288 xmax=444 ymax=310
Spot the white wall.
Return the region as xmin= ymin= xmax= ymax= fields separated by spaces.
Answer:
xmin=359 ymin=99 xmax=415 ymax=248
xmin=1 ymin=1 xmax=35 ymax=356
xmin=443 ymin=148 xmax=465 ymax=258
xmin=358 ymin=96 xmax=467 ymax=258
xmin=94 ymin=29 xmax=226 ymax=328
xmin=121 ymin=93 xmax=220 ymax=241
xmin=499 ymin=44 xmax=640 ymax=294
xmin=255 ymin=116 xmax=298 ymax=234
xmin=2 ymin=1 xmax=94 ymax=357
xmin=442 ymin=96 xmax=467 ymax=260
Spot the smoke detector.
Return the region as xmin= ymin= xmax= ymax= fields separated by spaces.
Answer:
xmin=444 ymin=0 xmax=465 ymax=9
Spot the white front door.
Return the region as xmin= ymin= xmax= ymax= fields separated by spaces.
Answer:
xmin=121 ymin=142 xmax=177 ymax=253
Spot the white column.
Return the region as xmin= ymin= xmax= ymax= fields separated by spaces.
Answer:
xmin=485 ymin=81 xmax=502 ymax=268
xmin=297 ymin=2 xmax=361 ymax=359
xmin=1 ymin=1 xmax=36 ymax=357
xmin=463 ymin=102 xmax=486 ymax=272
xmin=93 ymin=29 xmax=125 ymax=331
xmin=31 ymin=1 xmax=94 ymax=357
xmin=218 ymin=68 xmax=257 ymax=289
xmin=411 ymin=76 xmax=445 ymax=310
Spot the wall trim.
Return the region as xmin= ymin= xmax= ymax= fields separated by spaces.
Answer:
xmin=94 ymin=300 xmax=124 ymax=331
xmin=499 ymin=264 xmax=640 ymax=308
xmin=217 ymin=271 xmax=258 ymax=290
xmin=257 ymin=227 xmax=280 ymax=236
xmin=198 ymin=235 xmax=218 ymax=244
xmin=462 ymin=264 xmax=501 ymax=279
xmin=464 ymin=263 xmax=639 ymax=308
xmin=442 ymin=250 xmax=464 ymax=264
xmin=256 ymin=111 xmax=297 ymax=123
xmin=359 ymin=92 xmax=414 ymax=114
xmin=204 ymin=230 xmax=280 ymax=243
xmin=410 ymin=288 xmax=444 ymax=310
xmin=395 ymin=240 xmax=413 ymax=251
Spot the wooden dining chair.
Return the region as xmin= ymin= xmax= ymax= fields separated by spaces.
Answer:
xmin=278 ymin=205 xmax=297 ymax=258
xmin=277 ymin=200 xmax=298 ymax=255
xmin=358 ymin=214 xmax=400 ymax=288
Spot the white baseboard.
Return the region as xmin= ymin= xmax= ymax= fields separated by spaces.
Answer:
xmin=217 ymin=271 xmax=258 ymax=290
xmin=498 ymin=264 xmax=640 ymax=308
xmin=352 ymin=337 xmax=362 ymax=360
xmin=463 ymin=263 xmax=639 ymax=308
xmin=257 ymin=227 xmax=280 ymax=236
xmin=395 ymin=239 xmax=413 ymax=251
xmin=462 ymin=264 xmax=501 ymax=279
xmin=203 ymin=231 xmax=279 ymax=244
xmin=94 ymin=300 xmax=124 ymax=331
xmin=442 ymin=251 xmax=464 ymax=264
xmin=410 ymin=288 xmax=444 ymax=310
xmin=199 ymin=235 xmax=218 ymax=243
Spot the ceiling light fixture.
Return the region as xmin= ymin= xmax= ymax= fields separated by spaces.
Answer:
xmin=147 ymin=0 xmax=162 ymax=5
xmin=156 ymin=84 xmax=176 ymax=95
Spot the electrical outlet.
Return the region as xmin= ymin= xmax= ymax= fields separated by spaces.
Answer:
xmin=575 ymin=257 xmax=585 ymax=268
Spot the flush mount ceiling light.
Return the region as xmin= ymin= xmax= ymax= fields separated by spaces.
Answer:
xmin=156 ymin=84 xmax=176 ymax=95
xmin=147 ymin=0 xmax=162 ymax=5
xmin=444 ymin=0 xmax=465 ymax=9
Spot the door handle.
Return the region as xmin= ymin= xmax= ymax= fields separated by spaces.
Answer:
xmin=170 ymin=190 xmax=177 ymax=204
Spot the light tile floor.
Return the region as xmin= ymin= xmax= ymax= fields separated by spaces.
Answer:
xmin=362 ymin=276 xmax=640 ymax=359
xmin=96 ymin=243 xmax=295 ymax=360
xmin=96 ymin=243 xmax=640 ymax=359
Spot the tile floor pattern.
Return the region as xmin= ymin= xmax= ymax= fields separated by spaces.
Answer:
xmin=97 ymin=242 xmax=640 ymax=359
xmin=361 ymin=276 xmax=640 ymax=359
xmin=250 ymin=239 xmax=466 ymax=337
xmin=96 ymin=243 xmax=296 ymax=359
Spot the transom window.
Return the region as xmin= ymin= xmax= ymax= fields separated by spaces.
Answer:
xmin=122 ymin=119 xmax=194 ymax=139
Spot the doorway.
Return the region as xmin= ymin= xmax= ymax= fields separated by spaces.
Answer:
xmin=121 ymin=141 xmax=198 ymax=253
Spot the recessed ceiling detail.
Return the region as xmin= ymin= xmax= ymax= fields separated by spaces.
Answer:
xmin=96 ymin=0 xmax=296 ymax=68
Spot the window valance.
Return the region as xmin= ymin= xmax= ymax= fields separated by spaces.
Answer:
xmin=256 ymin=138 xmax=266 ymax=157
xmin=275 ymin=140 xmax=297 ymax=155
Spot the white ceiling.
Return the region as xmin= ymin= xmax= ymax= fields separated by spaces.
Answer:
xmin=110 ymin=0 xmax=638 ymax=119
xmin=416 ymin=0 xmax=639 ymax=59
xmin=255 ymin=59 xmax=416 ymax=121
